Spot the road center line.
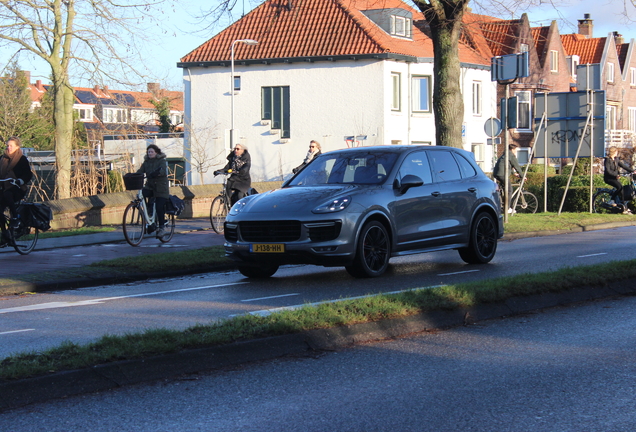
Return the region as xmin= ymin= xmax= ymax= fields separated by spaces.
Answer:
xmin=0 ymin=329 xmax=35 ymax=335
xmin=437 ymin=270 xmax=480 ymax=276
xmin=0 ymin=282 xmax=249 ymax=315
xmin=242 ymin=293 xmax=300 ymax=302
xmin=577 ymin=253 xmax=608 ymax=258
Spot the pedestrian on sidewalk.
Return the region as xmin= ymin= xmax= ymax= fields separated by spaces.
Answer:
xmin=0 ymin=136 xmax=33 ymax=229
xmin=137 ymin=144 xmax=169 ymax=238
xmin=293 ymin=140 xmax=322 ymax=174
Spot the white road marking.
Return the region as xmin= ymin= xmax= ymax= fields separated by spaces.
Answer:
xmin=241 ymin=293 xmax=300 ymax=302
xmin=577 ymin=253 xmax=608 ymax=258
xmin=0 ymin=329 xmax=35 ymax=335
xmin=72 ymin=254 xmax=87 ymax=257
xmin=240 ymin=285 xmax=446 ymax=317
xmin=438 ymin=269 xmax=480 ymax=276
xmin=0 ymin=282 xmax=248 ymax=315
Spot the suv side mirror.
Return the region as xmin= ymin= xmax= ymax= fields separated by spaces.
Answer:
xmin=394 ymin=174 xmax=423 ymax=194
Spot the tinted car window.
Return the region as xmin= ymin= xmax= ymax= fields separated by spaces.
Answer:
xmin=427 ymin=150 xmax=461 ymax=182
xmin=454 ymin=153 xmax=477 ymax=178
xmin=397 ymin=150 xmax=433 ymax=184
xmin=290 ymin=151 xmax=399 ymax=186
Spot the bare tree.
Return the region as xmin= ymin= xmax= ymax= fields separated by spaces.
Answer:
xmin=0 ymin=0 xmax=171 ymax=199
xmin=185 ymin=120 xmax=226 ymax=185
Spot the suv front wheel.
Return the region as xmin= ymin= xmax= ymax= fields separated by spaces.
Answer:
xmin=458 ymin=212 xmax=498 ymax=264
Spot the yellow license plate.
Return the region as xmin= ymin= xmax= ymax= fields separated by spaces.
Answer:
xmin=251 ymin=243 xmax=285 ymax=253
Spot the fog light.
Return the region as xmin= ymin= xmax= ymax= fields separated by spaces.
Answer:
xmin=312 ymin=246 xmax=337 ymax=252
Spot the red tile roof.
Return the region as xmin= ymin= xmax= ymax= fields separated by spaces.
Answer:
xmin=181 ymin=0 xmax=489 ymax=65
xmin=561 ymin=33 xmax=606 ymax=64
xmin=472 ymin=16 xmax=521 ymax=57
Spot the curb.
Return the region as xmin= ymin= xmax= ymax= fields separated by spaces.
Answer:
xmin=1 ymin=279 xmax=633 ymax=412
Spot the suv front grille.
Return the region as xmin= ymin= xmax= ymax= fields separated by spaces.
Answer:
xmin=306 ymin=221 xmax=341 ymax=242
xmin=239 ymin=221 xmax=301 ymax=242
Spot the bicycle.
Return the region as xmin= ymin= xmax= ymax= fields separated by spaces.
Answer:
xmin=210 ymin=171 xmax=232 ymax=234
xmin=498 ymin=180 xmax=538 ymax=214
xmin=593 ymin=173 xmax=636 ymax=214
xmin=0 ymin=178 xmax=38 ymax=255
xmin=122 ymin=177 xmax=176 ymax=246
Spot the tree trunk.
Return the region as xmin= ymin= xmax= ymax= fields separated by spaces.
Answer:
xmin=51 ymin=71 xmax=74 ymax=199
xmin=415 ymin=0 xmax=469 ymax=148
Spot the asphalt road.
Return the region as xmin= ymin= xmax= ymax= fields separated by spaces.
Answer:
xmin=1 ymin=294 xmax=634 ymax=430
xmin=2 ymin=226 xmax=636 ymax=359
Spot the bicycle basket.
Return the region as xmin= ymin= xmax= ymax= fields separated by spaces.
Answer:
xmin=123 ymin=173 xmax=144 ymax=190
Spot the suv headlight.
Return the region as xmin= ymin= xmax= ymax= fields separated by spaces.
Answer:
xmin=229 ymin=199 xmax=248 ymax=216
xmin=312 ymin=195 xmax=352 ymax=214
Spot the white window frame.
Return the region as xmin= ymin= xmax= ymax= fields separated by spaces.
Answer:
xmin=628 ymin=107 xmax=636 ymax=132
xmin=130 ymin=109 xmax=157 ymax=124
xmin=170 ymin=112 xmax=183 ymax=125
xmin=391 ymin=72 xmax=401 ymax=111
xmin=411 ymin=75 xmax=432 ymax=113
xmin=471 ymin=143 xmax=485 ymax=170
xmin=389 ymin=15 xmax=411 ymax=38
xmin=233 ymin=76 xmax=241 ymax=92
xmin=520 ymin=43 xmax=529 ymax=52
xmin=631 ymin=68 xmax=636 ymax=86
xmin=472 ymin=81 xmax=482 ymax=116
xmin=103 ymin=107 xmax=127 ymax=124
xmin=517 ymin=147 xmax=530 ymax=165
xmin=550 ymin=50 xmax=558 ymax=72
xmin=607 ymin=62 xmax=615 ymax=83
xmin=568 ymin=55 xmax=580 ymax=79
xmin=607 ymin=104 xmax=617 ymax=130
xmin=515 ymin=91 xmax=532 ymax=132
xmin=73 ymin=106 xmax=93 ymax=122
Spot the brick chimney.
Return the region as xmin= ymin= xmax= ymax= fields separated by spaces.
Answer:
xmin=614 ymin=31 xmax=624 ymax=45
xmin=22 ymin=70 xmax=31 ymax=84
xmin=35 ymin=80 xmax=44 ymax=91
xmin=147 ymin=82 xmax=160 ymax=94
xmin=578 ymin=13 xmax=593 ymax=38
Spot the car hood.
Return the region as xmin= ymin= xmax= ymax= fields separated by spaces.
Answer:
xmin=237 ymin=185 xmax=356 ymax=215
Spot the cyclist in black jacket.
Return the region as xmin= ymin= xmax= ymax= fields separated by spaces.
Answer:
xmin=604 ymin=146 xmax=633 ymax=205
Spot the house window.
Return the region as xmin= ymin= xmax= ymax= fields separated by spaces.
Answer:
xmin=233 ymin=76 xmax=241 ymax=92
xmin=103 ymin=107 xmax=127 ymax=123
xmin=170 ymin=112 xmax=183 ymax=125
xmin=471 ymin=143 xmax=485 ymax=170
xmin=631 ymin=68 xmax=636 ymax=86
xmin=568 ymin=55 xmax=580 ymax=79
xmin=391 ymin=73 xmax=401 ymax=111
xmin=607 ymin=62 xmax=615 ymax=83
xmin=515 ymin=91 xmax=531 ymax=131
xmin=550 ymin=50 xmax=558 ymax=72
xmin=131 ymin=109 xmax=156 ymax=124
xmin=390 ymin=15 xmax=411 ymax=38
xmin=74 ymin=107 xmax=93 ymax=122
xmin=411 ymin=75 xmax=431 ymax=113
xmin=606 ymin=104 xmax=617 ymax=130
xmin=262 ymin=86 xmax=290 ymax=138
xmin=472 ymin=81 xmax=481 ymax=116
xmin=520 ymin=43 xmax=529 ymax=52
xmin=628 ymin=107 xmax=636 ymax=132
xmin=517 ymin=148 xmax=530 ymax=165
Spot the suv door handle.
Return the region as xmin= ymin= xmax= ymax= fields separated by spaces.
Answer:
xmin=468 ymin=187 xmax=477 ymax=193
xmin=431 ymin=191 xmax=441 ymax=197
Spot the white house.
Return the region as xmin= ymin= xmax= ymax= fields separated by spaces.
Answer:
xmin=178 ymin=0 xmax=498 ymax=184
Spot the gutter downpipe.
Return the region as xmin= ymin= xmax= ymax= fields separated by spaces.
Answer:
xmin=184 ymin=68 xmax=193 ymax=186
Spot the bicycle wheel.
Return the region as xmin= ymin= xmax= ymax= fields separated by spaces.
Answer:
xmin=515 ymin=191 xmax=538 ymax=214
xmin=158 ymin=214 xmax=175 ymax=243
xmin=12 ymin=225 xmax=38 ymax=255
xmin=593 ymin=190 xmax=614 ymax=214
xmin=123 ymin=202 xmax=145 ymax=246
xmin=210 ymin=196 xmax=228 ymax=234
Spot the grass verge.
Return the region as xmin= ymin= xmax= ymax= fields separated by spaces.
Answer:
xmin=504 ymin=212 xmax=636 ymax=233
xmin=38 ymin=226 xmax=116 ymax=239
xmin=2 ymin=258 xmax=635 ymax=381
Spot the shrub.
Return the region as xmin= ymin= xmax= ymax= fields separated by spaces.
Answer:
xmin=107 ymin=170 xmax=124 ymax=193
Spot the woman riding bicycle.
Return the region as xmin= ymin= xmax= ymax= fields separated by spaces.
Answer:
xmin=213 ymin=144 xmax=251 ymax=206
xmin=493 ymin=144 xmax=522 ymax=214
xmin=604 ymin=146 xmax=633 ymax=206
xmin=0 ymin=136 xmax=33 ymax=230
xmin=136 ymin=144 xmax=169 ymax=238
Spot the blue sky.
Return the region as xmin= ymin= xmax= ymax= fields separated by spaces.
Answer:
xmin=2 ymin=0 xmax=635 ymax=91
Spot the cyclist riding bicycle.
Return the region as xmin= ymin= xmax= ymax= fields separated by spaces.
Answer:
xmin=493 ymin=144 xmax=523 ymax=214
xmin=213 ymin=144 xmax=251 ymax=206
xmin=604 ymin=146 xmax=634 ymax=208
xmin=0 ymin=136 xmax=33 ymax=230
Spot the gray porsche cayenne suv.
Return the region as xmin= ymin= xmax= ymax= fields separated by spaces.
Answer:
xmin=224 ymin=145 xmax=504 ymax=278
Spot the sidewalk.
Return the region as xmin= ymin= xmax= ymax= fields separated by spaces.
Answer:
xmin=0 ymin=217 xmax=228 ymax=295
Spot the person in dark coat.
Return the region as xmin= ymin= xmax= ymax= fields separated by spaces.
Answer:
xmin=136 ymin=144 xmax=170 ymax=238
xmin=214 ymin=143 xmax=251 ymax=205
xmin=493 ymin=144 xmax=523 ymax=214
xmin=0 ymin=136 xmax=33 ymax=229
xmin=604 ymin=146 xmax=633 ymax=205
xmin=293 ymin=140 xmax=322 ymax=174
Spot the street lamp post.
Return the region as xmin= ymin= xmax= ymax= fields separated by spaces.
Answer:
xmin=230 ymin=38 xmax=259 ymax=150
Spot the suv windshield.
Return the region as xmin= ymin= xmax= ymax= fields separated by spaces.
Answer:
xmin=289 ymin=151 xmax=400 ymax=186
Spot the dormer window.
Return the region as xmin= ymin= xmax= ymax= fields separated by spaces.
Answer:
xmin=390 ymin=15 xmax=411 ymax=38
xmin=567 ymin=55 xmax=580 ymax=79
